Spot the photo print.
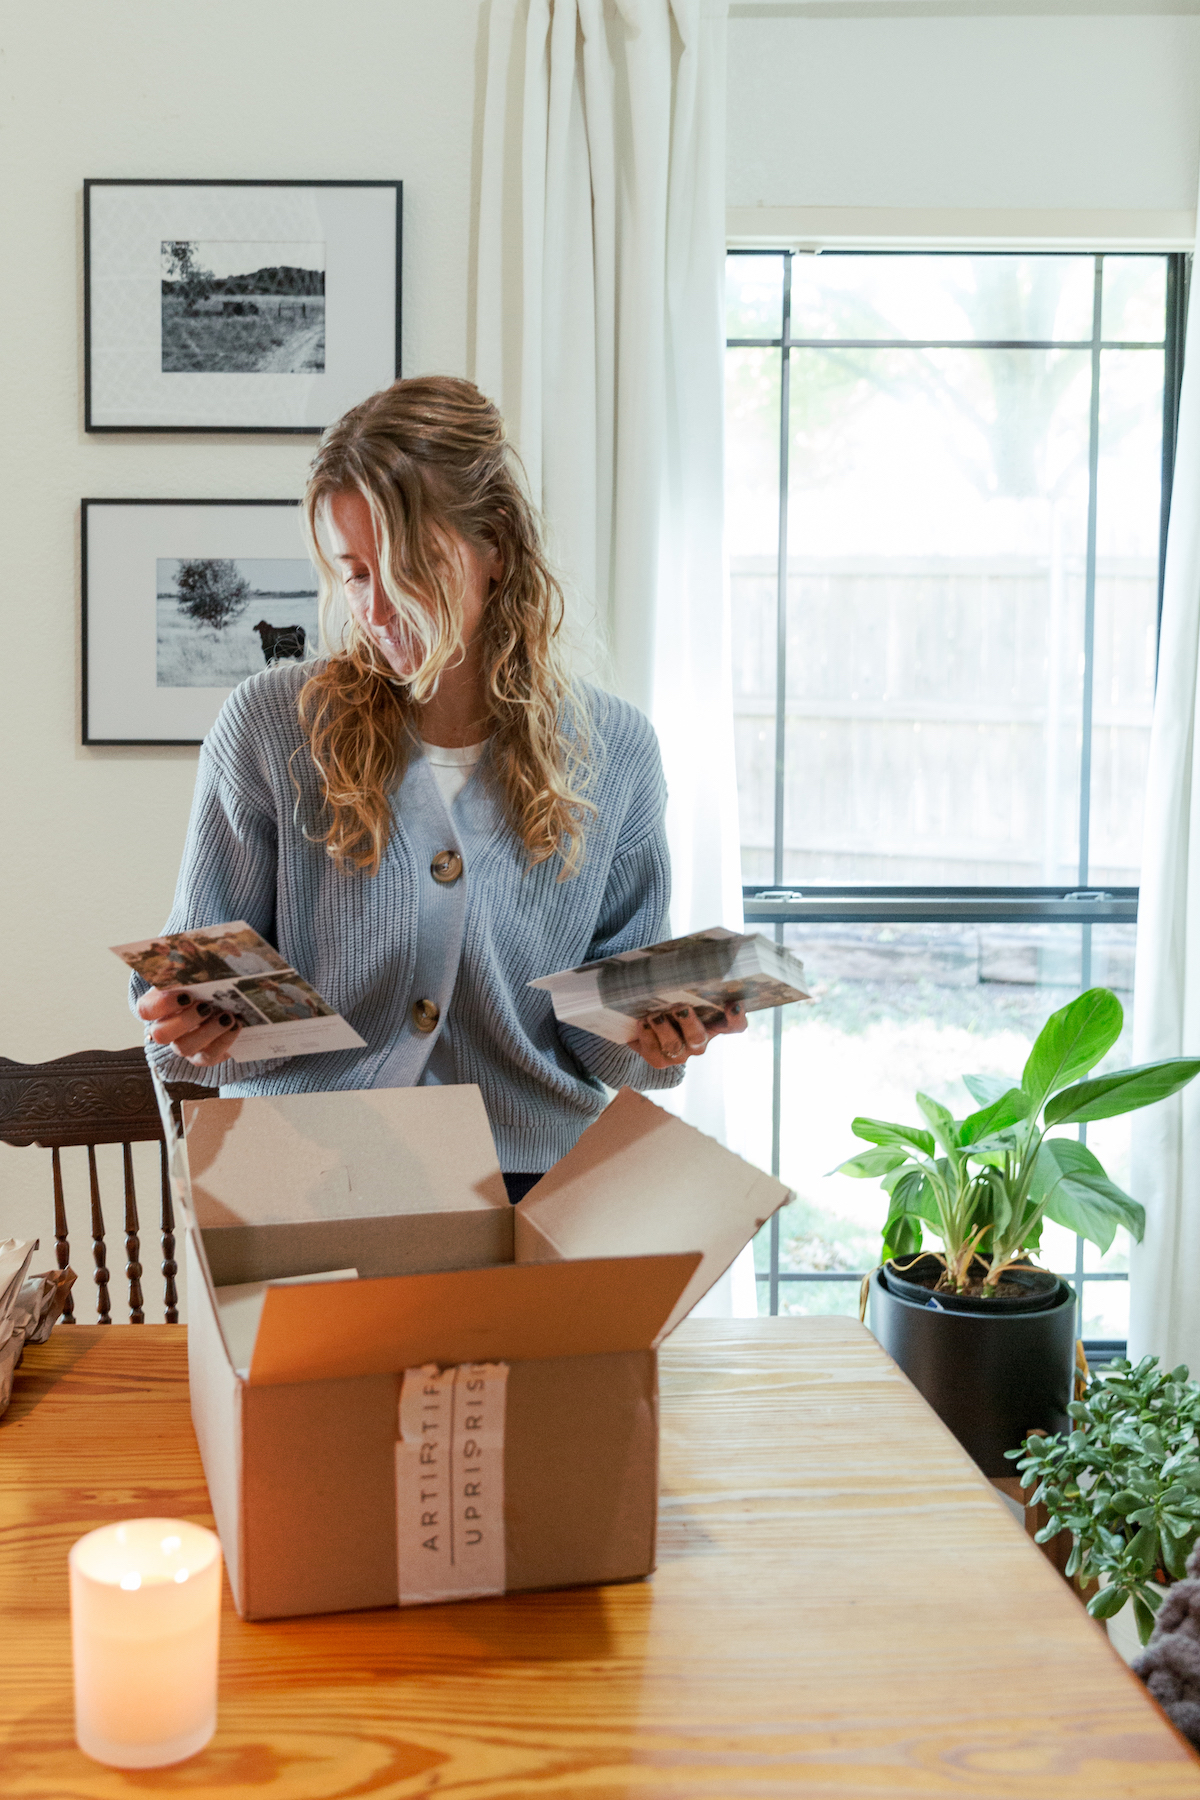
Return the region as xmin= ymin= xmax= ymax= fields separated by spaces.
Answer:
xmin=160 ymin=240 xmax=325 ymax=374
xmin=156 ymin=556 xmax=318 ymax=688
xmin=118 ymin=923 xmax=290 ymax=988
xmin=531 ymin=928 xmax=812 ymax=1047
xmin=231 ymin=974 xmax=336 ymax=1025
xmin=84 ymin=180 xmax=401 ymax=432
xmin=112 ymin=921 xmax=364 ymax=1062
xmin=83 ymin=498 xmax=316 ymax=745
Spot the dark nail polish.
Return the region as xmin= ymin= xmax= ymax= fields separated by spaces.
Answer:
xmin=195 ymin=1002 xmax=214 ymax=1017
xmin=175 ymin=990 xmax=193 ymax=1007
xmin=218 ymin=1012 xmax=234 ymax=1028
xmin=731 ymin=1004 xmax=742 ymax=1016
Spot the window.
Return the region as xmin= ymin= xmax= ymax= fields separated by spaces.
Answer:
xmin=726 ymin=250 xmax=1187 ymax=1355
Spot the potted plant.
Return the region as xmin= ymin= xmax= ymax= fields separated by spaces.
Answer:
xmin=1008 ymin=1355 xmax=1200 ymax=1645
xmin=835 ymin=988 xmax=1200 ymax=1474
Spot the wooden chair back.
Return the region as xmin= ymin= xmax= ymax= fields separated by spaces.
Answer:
xmin=0 ymin=1049 xmax=208 ymax=1324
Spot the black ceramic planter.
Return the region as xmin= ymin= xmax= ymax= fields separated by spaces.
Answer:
xmin=869 ymin=1265 xmax=1076 ymax=1476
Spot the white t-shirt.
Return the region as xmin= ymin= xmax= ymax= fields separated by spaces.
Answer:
xmin=417 ymin=737 xmax=488 ymax=1090
xmin=419 ymin=738 xmax=488 ymax=812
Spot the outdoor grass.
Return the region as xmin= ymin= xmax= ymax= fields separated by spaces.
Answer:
xmin=156 ymin=595 xmax=319 ymax=688
xmin=161 ymin=296 xmax=325 ymax=374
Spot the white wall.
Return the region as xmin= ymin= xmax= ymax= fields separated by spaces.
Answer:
xmin=0 ymin=0 xmax=485 ymax=1307
xmin=728 ymin=12 xmax=1200 ymax=223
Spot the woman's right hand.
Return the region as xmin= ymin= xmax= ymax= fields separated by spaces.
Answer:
xmin=137 ymin=988 xmax=242 ymax=1069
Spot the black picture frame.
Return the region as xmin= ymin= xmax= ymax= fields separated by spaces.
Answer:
xmin=83 ymin=179 xmax=402 ymax=434
xmin=83 ymin=497 xmax=318 ymax=745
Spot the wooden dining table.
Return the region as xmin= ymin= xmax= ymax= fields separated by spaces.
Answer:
xmin=2 ymin=1316 xmax=1198 ymax=1798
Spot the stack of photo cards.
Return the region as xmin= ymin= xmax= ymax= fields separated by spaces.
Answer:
xmin=530 ymin=927 xmax=813 ymax=1047
xmin=113 ymin=921 xmax=366 ymax=1061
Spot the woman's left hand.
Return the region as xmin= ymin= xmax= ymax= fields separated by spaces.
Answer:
xmin=633 ymin=1002 xmax=748 ymax=1070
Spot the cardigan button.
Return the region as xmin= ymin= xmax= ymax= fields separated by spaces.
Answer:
xmin=430 ymin=850 xmax=463 ymax=885
xmin=412 ymin=998 xmax=440 ymax=1033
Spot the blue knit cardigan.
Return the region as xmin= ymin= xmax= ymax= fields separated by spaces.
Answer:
xmin=135 ymin=663 xmax=683 ymax=1171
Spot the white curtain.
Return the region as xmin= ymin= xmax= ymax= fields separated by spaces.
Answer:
xmin=476 ymin=0 xmax=754 ymax=1313
xmin=1129 ymin=255 xmax=1200 ymax=1373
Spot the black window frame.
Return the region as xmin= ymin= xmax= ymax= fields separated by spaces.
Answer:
xmin=728 ymin=247 xmax=1190 ymax=1359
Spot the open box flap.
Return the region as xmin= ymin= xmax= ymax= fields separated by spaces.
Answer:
xmin=182 ymin=1086 xmax=509 ymax=1228
xmin=516 ymin=1089 xmax=790 ymax=1340
xmin=149 ymin=1064 xmax=195 ymax=1223
xmin=245 ymin=1250 xmax=702 ymax=1385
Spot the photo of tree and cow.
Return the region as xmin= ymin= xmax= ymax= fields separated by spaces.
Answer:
xmin=160 ymin=240 xmax=325 ymax=374
xmin=156 ymin=557 xmax=318 ymax=687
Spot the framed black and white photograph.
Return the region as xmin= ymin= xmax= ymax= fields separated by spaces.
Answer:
xmin=83 ymin=499 xmax=320 ymax=744
xmin=84 ymin=180 xmax=401 ymax=432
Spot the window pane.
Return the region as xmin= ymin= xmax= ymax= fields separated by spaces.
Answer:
xmin=725 ymin=347 xmax=780 ymax=559
xmin=789 ymin=254 xmax=1096 ymax=343
xmin=727 ymin=252 xmax=784 ymax=340
xmin=782 ymin=346 xmax=1091 ymax=883
xmin=726 ymin=921 xmax=1138 ymax=1318
xmin=1088 ymin=348 xmax=1164 ymax=884
xmin=726 ymin=345 xmax=780 ymax=883
xmin=723 ymin=250 xmax=1173 ymax=1340
xmin=1078 ymin=924 xmax=1136 ymax=1342
xmin=1101 ymin=256 xmax=1167 ymax=344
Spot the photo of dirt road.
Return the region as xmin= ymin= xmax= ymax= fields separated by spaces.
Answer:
xmin=161 ymin=239 xmax=325 ymax=374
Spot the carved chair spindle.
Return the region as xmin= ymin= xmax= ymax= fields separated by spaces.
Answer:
xmin=0 ymin=1049 xmax=208 ymax=1324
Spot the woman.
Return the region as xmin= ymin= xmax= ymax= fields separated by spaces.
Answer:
xmin=137 ymin=377 xmax=744 ymax=1194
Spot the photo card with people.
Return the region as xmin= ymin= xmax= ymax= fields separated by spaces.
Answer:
xmin=113 ymin=921 xmax=366 ymax=1061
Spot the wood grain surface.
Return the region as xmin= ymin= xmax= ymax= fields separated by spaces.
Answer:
xmin=1 ymin=1319 xmax=1197 ymax=1798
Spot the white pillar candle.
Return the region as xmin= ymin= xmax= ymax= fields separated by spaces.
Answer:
xmin=69 ymin=1518 xmax=221 ymax=1768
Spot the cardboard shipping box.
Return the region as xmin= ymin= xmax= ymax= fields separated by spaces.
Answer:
xmin=172 ymin=1083 xmax=789 ymax=1620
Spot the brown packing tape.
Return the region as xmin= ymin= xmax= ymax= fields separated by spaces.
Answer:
xmin=246 ymin=1252 xmax=701 ymax=1386
xmin=517 ymin=1088 xmax=791 ymax=1336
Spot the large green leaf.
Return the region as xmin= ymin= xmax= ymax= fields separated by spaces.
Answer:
xmin=832 ymin=1146 xmax=909 ymax=1179
xmin=916 ymin=1093 xmax=960 ymax=1159
xmin=976 ymin=1164 xmax=1013 ymax=1241
xmin=1041 ymin=1175 xmax=1141 ymax=1252
xmin=851 ymin=1117 xmax=936 ymax=1158
xmin=1030 ymin=1137 xmax=1146 ymax=1250
xmin=882 ymin=1211 xmax=923 ymax=1259
xmin=963 ymin=1130 xmax=1024 ymax=1159
xmin=963 ymin=1073 xmax=1020 ymax=1108
xmin=959 ymin=1086 xmax=1031 ymax=1148
xmin=888 ymin=1166 xmax=943 ymax=1229
xmin=1044 ymin=1059 xmax=1200 ymax=1127
xmin=1021 ymin=989 xmax=1124 ymax=1112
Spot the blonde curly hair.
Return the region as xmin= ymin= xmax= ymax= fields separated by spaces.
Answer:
xmin=298 ymin=376 xmax=594 ymax=878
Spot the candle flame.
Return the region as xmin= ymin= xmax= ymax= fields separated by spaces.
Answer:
xmin=174 ymin=1568 xmax=189 ymax=1583
xmin=119 ymin=1572 xmax=141 ymax=1591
